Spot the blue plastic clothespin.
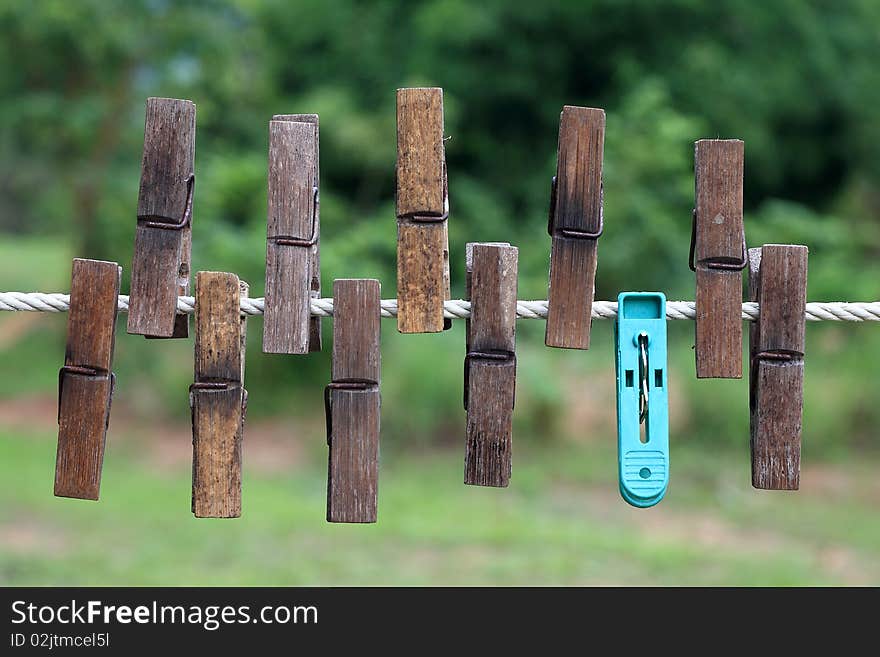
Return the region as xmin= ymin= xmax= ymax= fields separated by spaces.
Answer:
xmin=614 ymin=292 xmax=669 ymax=508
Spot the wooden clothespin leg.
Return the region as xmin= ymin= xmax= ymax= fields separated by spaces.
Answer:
xmin=326 ymin=279 xmax=381 ymax=523
xmin=545 ymin=106 xmax=605 ymax=350
xmin=693 ymin=139 xmax=746 ymax=378
xmin=55 ymin=258 xmax=121 ymax=500
xmin=191 ymin=272 xmax=248 ymax=518
xmin=396 ymin=87 xmax=451 ymax=334
xmin=748 ymin=245 xmax=808 ymax=490
xmin=263 ymin=114 xmax=321 ymax=354
xmin=464 ymin=243 xmax=518 ymax=487
xmin=128 ymin=97 xmax=195 ymax=338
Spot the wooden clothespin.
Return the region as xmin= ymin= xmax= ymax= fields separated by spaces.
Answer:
xmin=55 ymin=258 xmax=121 ymax=500
xmin=128 ymin=97 xmax=195 ymax=338
xmin=263 ymin=114 xmax=322 ymax=354
xmin=191 ymin=272 xmax=248 ymax=518
xmin=748 ymin=244 xmax=808 ymax=490
xmin=325 ymin=279 xmax=381 ymax=522
xmin=545 ymin=106 xmax=605 ymax=350
xmin=396 ymin=87 xmax=451 ymax=334
xmin=692 ymin=139 xmax=746 ymax=378
xmin=464 ymin=242 xmax=518 ymax=487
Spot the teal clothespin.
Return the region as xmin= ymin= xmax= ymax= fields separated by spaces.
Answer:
xmin=614 ymin=292 xmax=669 ymax=508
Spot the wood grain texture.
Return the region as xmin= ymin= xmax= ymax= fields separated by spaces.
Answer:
xmin=464 ymin=241 xmax=510 ymax=348
xmin=748 ymin=245 xmax=808 ymax=490
xmin=545 ymin=106 xmax=605 ymax=350
xmin=396 ymin=88 xmax=450 ymax=333
xmin=55 ymin=258 xmax=121 ymax=500
xmin=263 ymin=118 xmax=320 ymax=354
xmin=327 ymin=388 xmax=380 ymax=523
xmin=553 ymin=106 xmax=604 ymax=233
xmin=469 ymin=244 xmax=518 ymax=352
xmin=128 ymin=97 xmax=195 ymax=338
xmin=274 ymin=114 xmax=323 ymax=353
xmin=754 ymin=245 xmax=808 ymax=354
xmin=694 ymin=139 xmax=745 ymax=378
xmin=331 ymin=279 xmax=381 ymax=382
xmin=327 ymin=279 xmax=381 ymax=523
xmin=191 ymin=272 xmax=246 ymax=518
xmin=465 ymin=243 xmax=518 ymax=488
xmin=396 ymin=221 xmax=449 ymax=333
xmin=464 ymin=359 xmax=515 ymax=487
xmin=545 ymin=237 xmax=598 ymax=350
xmin=396 ymin=88 xmax=445 ymax=217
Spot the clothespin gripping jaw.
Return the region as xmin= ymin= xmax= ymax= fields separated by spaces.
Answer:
xmin=395 ymin=87 xmax=452 ymax=334
xmin=263 ymin=114 xmax=322 ymax=354
xmin=190 ymin=272 xmax=248 ymax=518
xmin=55 ymin=258 xmax=122 ymax=501
xmin=325 ymin=278 xmax=381 ymax=523
xmin=463 ymin=242 xmax=518 ymax=488
xmin=545 ymin=105 xmax=605 ymax=350
xmin=748 ymin=244 xmax=808 ymax=490
xmin=128 ymin=97 xmax=196 ymax=339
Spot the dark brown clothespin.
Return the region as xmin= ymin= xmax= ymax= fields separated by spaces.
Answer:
xmin=325 ymin=279 xmax=381 ymax=522
xmin=464 ymin=242 xmax=518 ymax=487
xmin=396 ymin=87 xmax=451 ymax=334
xmin=692 ymin=139 xmax=746 ymax=378
xmin=748 ymin=244 xmax=808 ymax=490
xmin=128 ymin=97 xmax=195 ymax=339
xmin=191 ymin=272 xmax=248 ymax=518
xmin=55 ymin=258 xmax=121 ymax=500
xmin=263 ymin=114 xmax=322 ymax=354
xmin=545 ymin=106 xmax=605 ymax=350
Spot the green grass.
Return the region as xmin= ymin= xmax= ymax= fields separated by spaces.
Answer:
xmin=2 ymin=421 xmax=879 ymax=586
xmin=0 ymin=236 xmax=72 ymax=290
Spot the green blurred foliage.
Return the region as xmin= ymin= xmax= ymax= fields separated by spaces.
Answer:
xmin=1 ymin=0 xmax=879 ymax=452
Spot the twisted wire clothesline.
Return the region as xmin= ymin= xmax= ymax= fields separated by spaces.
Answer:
xmin=1 ymin=292 xmax=880 ymax=322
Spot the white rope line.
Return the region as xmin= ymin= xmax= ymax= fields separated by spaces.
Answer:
xmin=1 ymin=292 xmax=879 ymax=321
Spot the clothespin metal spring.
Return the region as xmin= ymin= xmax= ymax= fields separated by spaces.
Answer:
xmin=462 ymin=350 xmax=516 ymax=411
xmin=688 ymin=208 xmax=747 ymax=272
xmin=57 ymin=366 xmax=115 ymax=425
xmin=138 ymin=174 xmax=195 ymax=231
xmin=547 ymin=176 xmax=604 ymax=240
xmin=324 ymin=379 xmax=380 ymax=445
xmin=267 ymin=187 xmax=320 ymax=247
xmin=637 ymin=332 xmax=649 ymax=424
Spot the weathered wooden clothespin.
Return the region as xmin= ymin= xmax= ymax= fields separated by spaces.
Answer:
xmin=692 ymin=139 xmax=746 ymax=378
xmin=191 ymin=272 xmax=248 ymax=518
xmin=545 ymin=106 xmax=605 ymax=350
xmin=263 ymin=114 xmax=322 ymax=354
xmin=464 ymin=242 xmax=518 ymax=487
xmin=325 ymin=279 xmax=381 ymax=522
xmin=396 ymin=87 xmax=451 ymax=334
xmin=748 ymin=244 xmax=808 ymax=490
xmin=128 ymin=97 xmax=195 ymax=338
xmin=55 ymin=258 xmax=121 ymax=500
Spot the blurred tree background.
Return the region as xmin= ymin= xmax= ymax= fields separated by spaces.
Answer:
xmin=1 ymin=0 xmax=879 ymax=451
